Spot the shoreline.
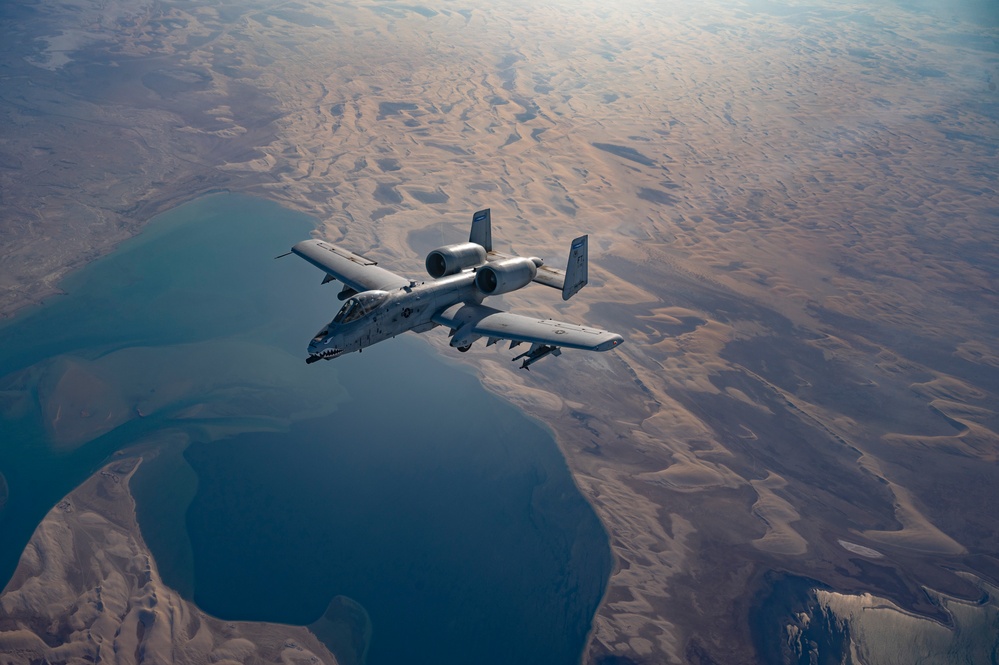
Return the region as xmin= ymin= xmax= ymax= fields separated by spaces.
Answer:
xmin=0 ymin=455 xmax=340 ymax=664
xmin=1 ymin=181 xmax=268 ymax=321
xmin=0 ymin=193 xmax=610 ymax=665
xmin=3 ymin=0 xmax=998 ymax=661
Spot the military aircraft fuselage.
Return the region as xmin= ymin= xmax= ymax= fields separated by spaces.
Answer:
xmin=293 ymin=208 xmax=622 ymax=369
xmin=307 ymin=271 xmax=481 ymax=362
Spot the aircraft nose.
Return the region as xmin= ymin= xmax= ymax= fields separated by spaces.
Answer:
xmin=308 ymin=329 xmax=345 ymax=354
xmin=309 ymin=335 xmax=328 ymax=353
xmin=306 ymin=331 xmax=348 ymax=363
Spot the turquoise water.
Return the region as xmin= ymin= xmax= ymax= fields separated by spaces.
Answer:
xmin=0 ymin=194 xmax=610 ymax=665
xmin=0 ymin=194 xmax=336 ymax=578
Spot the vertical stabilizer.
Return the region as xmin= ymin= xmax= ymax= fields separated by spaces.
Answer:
xmin=562 ymin=235 xmax=588 ymax=300
xmin=469 ymin=208 xmax=492 ymax=252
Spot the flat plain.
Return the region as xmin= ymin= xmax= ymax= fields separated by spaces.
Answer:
xmin=1 ymin=0 xmax=998 ymax=662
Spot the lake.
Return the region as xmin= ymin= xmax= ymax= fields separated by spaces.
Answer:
xmin=0 ymin=193 xmax=610 ymax=665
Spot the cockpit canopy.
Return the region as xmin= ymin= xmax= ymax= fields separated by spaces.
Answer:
xmin=333 ymin=290 xmax=389 ymax=325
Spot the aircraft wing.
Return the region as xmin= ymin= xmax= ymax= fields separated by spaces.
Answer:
xmin=433 ymin=303 xmax=623 ymax=352
xmin=292 ymin=239 xmax=410 ymax=292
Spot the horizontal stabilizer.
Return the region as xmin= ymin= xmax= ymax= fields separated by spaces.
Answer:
xmin=484 ymin=248 xmax=566 ymax=291
xmin=515 ymin=235 xmax=588 ymax=297
xmin=533 ymin=263 xmax=566 ymax=290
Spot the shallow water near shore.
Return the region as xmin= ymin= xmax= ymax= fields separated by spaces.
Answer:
xmin=0 ymin=193 xmax=610 ymax=665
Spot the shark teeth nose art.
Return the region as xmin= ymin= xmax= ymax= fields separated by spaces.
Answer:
xmin=305 ymin=347 xmax=343 ymax=364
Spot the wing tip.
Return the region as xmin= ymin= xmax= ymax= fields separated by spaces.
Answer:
xmin=596 ymin=334 xmax=625 ymax=351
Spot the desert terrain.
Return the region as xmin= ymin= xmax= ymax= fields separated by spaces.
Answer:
xmin=0 ymin=457 xmax=337 ymax=664
xmin=1 ymin=0 xmax=998 ymax=662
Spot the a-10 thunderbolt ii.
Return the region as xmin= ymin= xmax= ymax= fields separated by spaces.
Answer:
xmin=288 ymin=208 xmax=624 ymax=369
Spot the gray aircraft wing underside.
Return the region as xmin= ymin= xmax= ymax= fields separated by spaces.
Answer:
xmin=292 ymin=239 xmax=410 ymax=292
xmin=433 ymin=303 xmax=623 ymax=352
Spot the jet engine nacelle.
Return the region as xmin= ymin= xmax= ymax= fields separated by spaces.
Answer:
xmin=475 ymin=257 xmax=539 ymax=296
xmin=426 ymin=243 xmax=488 ymax=278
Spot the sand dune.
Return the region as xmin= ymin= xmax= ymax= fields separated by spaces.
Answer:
xmin=0 ymin=459 xmax=337 ymax=665
xmin=750 ymin=473 xmax=808 ymax=556
xmin=815 ymin=579 xmax=999 ymax=664
xmin=2 ymin=0 xmax=998 ymax=662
